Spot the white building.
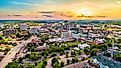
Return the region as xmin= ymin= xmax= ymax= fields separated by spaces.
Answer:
xmin=20 ymin=23 xmax=27 ymax=30
xmin=89 ymin=33 xmax=102 ymax=38
xmin=49 ymin=38 xmax=71 ymax=42
xmin=0 ymin=24 xmax=4 ymax=29
xmin=78 ymin=44 xmax=90 ymax=49
xmin=95 ymin=39 xmax=105 ymax=44
xmin=74 ymin=47 xmax=80 ymax=50
xmin=29 ymin=27 xmax=38 ymax=34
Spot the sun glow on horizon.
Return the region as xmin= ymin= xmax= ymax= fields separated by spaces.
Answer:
xmin=1 ymin=0 xmax=121 ymax=20
xmin=76 ymin=8 xmax=92 ymax=16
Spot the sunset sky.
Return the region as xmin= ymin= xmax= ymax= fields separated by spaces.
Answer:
xmin=0 ymin=0 xmax=121 ymax=20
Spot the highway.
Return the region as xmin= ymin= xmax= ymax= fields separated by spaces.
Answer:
xmin=0 ymin=36 xmax=37 ymax=68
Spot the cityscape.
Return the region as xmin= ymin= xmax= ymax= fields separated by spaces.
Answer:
xmin=0 ymin=0 xmax=121 ymax=68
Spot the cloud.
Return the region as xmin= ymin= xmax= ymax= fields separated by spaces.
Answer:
xmin=13 ymin=15 xmax=22 ymax=16
xmin=13 ymin=1 xmax=40 ymax=7
xmin=38 ymin=11 xmax=55 ymax=14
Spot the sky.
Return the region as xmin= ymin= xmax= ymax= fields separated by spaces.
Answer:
xmin=0 ymin=0 xmax=121 ymax=20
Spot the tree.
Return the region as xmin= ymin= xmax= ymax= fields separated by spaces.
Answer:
xmin=18 ymin=57 xmax=23 ymax=63
xmin=71 ymin=58 xmax=75 ymax=63
xmin=117 ymin=44 xmax=121 ymax=49
xmin=104 ymin=52 xmax=111 ymax=57
xmin=67 ymin=59 xmax=70 ymax=65
xmin=51 ymin=58 xmax=61 ymax=68
xmin=90 ymin=48 xmax=97 ymax=57
xmin=25 ymin=64 xmax=35 ymax=68
xmin=35 ymin=61 xmax=38 ymax=66
xmin=16 ymin=33 xmax=22 ymax=38
xmin=29 ymin=53 xmax=38 ymax=61
xmin=71 ymin=50 xmax=77 ymax=56
xmin=84 ymin=47 xmax=90 ymax=55
xmin=98 ymin=44 xmax=108 ymax=51
xmin=36 ymin=61 xmax=45 ymax=68
xmin=25 ymin=54 xmax=30 ymax=58
xmin=51 ymin=58 xmax=59 ymax=66
xmin=45 ymin=51 xmax=49 ymax=56
xmin=65 ymin=54 xmax=69 ymax=58
xmin=53 ymin=62 xmax=61 ymax=68
xmin=41 ymin=51 xmax=45 ymax=56
xmin=0 ymin=36 xmax=3 ymax=40
xmin=81 ymin=57 xmax=85 ymax=61
xmin=51 ymin=52 xmax=57 ymax=57
xmin=43 ymin=59 xmax=47 ymax=65
xmin=5 ymin=61 xmax=19 ymax=68
xmin=60 ymin=51 xmax=64 ymax=56
xmin=117 ymin=38 xmax=121 ymax=43
xmin=5 ymin=47 xmax=10 ymax=52
xmin=74 ymin=57 xmax=79 ymax=63
xmin=60 ymin=61 xmax=64 ymax=67
xmin=114 ymin=54 xmax=121 ymax=62
xmin=19 ymin=65 xmax=24 ymax=68
xmin=40 ymin=36 xmax=49 ymax=43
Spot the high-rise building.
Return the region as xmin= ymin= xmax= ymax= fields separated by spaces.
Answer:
xmin=61 ymin=30 xmax=72 ymax=39
xmin=29 ymin=27 xmax=38 ymax=34
xmin=19 ymin=23 xmax=28 ymax=30
xmin=61 ymin=31 xmax=69 ymax=39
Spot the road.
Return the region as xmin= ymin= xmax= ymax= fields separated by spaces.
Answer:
xmin=63 ymin=60 xmax=96 ymax=68
xmin=0 ymin=36 xmax=37 ymax=68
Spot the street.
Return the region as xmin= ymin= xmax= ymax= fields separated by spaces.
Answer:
xmin=0 ymin=36 xmax=37 ymax=68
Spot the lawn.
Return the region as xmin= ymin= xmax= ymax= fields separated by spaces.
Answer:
xmin=35 ymin=61 xmax=44 ymax=68
xmin=66 ymin=41 xmax=81 ymax=46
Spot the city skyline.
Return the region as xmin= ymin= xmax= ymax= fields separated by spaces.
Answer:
xmin=0 ymin=0 xmax=121 ymax=20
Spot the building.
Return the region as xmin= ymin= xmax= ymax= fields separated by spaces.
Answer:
xmin=29 ymin=27 xmax=38 ymax=34
xmin=3 ymin=29 xmax=16 ymax=37
xmin=35 ymin=46 xmax=48 ymax=51
xmin=95 ymin=39 xmax=105 ymax=44
xmin=61 ymin=30 xmax=71 ymax=39
xmin=19 ymin=23 xmax=28 ymax=30
xmin=79 ymin=33 xmax=88 ymax=38
xmin=78 ymin=44 xmax=90 ymax=49
xmin=72 ymin=33 xmax=80 ymax=39
xmin=89 ymin=33 xmax=102 ymax=39
xmin=80 ymin=25 xmax=93 ymax=29
xmin=0 ymin=24 xmax=4 ymax=29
